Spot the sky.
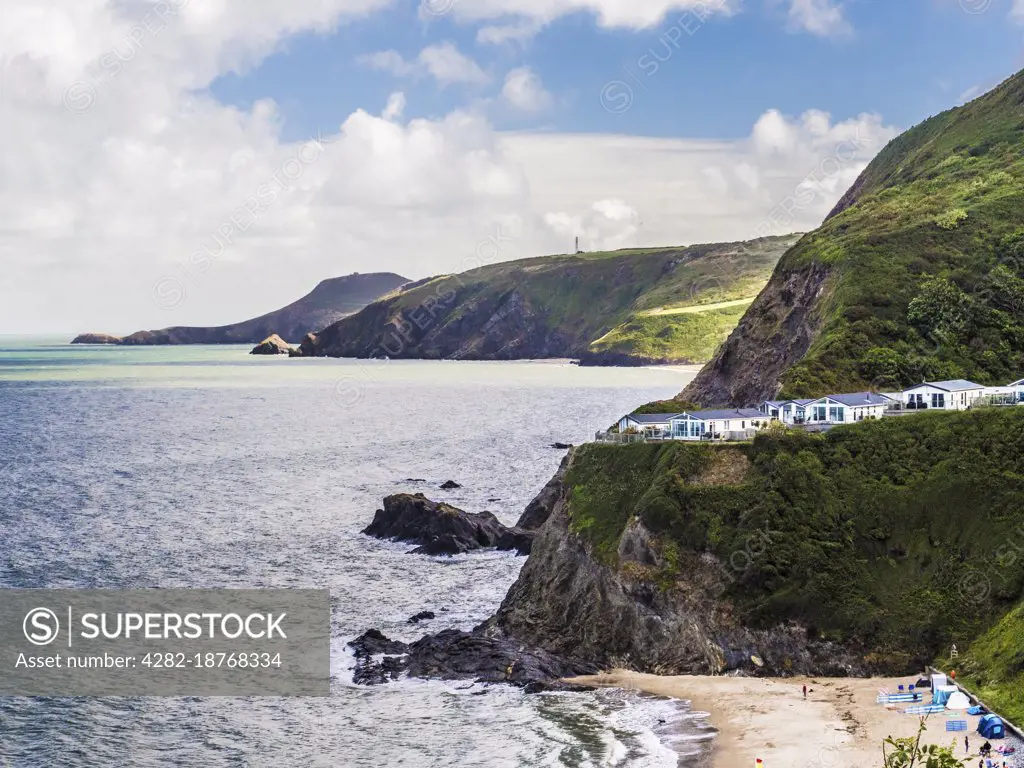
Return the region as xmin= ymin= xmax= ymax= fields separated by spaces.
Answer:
xmin=1 ymin=0 xmax=1023 ymax=334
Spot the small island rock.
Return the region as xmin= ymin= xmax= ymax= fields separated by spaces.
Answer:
xmin=250 ymin=334 xmax=293 ymax=355
xmin=71 ymin=333 xmax=123 ymax=345
xmin=439 ymin=480 xmax=461 ymax=490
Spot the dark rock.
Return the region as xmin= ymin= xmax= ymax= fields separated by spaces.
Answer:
xmin=250 ymin=334 xmax=293 ymax=355
xmin=495 ymin=527 xmax=535 ymax=556
xmin=405 ymin=629 xmax=596 ymax=687
xmin=347 ymin=629 xmax=410 ymax=685
xmin=406 ymin=478 xmax=427 ymax=483
xmin=408 ymin=611 xmax=435 ymax=624
xmin=551 ymin=442 xmax=574 ymax=450
xmin=348 ymin=626 xmax=596 ymax=689
xmin=289 ymin=332 xmax=318 ymax=358
xmin=71 ymin=333 xmax=122 ymax=345
xmin=348 ymin=628 xmax=408 ymax=657
xmin=439 ymin=480 xmax=461 ymax=490
xmin=363 ymin=494 xmax=530 ymax=557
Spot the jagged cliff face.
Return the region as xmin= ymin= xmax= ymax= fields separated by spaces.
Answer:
xmin=682 ymin=69 xmax=1024 ymax=406
xmin=490 ymin=450 xmax=864 ymax=678
xmin=678 ymin=261 xmax=833 ymax=407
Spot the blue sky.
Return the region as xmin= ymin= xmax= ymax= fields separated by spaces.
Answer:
xmin=6 ymin=0 xmax=1024 ymax=333
xmin=211 ymin=1 xmax=1024 ymax=142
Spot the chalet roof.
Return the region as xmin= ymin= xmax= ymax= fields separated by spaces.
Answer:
xmin=677 ymin=409 xmax=766 ymax=421
xmin=906 ymin=380 xmax=983 ymax=392
xmin=813 ymin=392 xmax=894 ymax=407
xmin=622 ymin=413 xmax=682 ymax=424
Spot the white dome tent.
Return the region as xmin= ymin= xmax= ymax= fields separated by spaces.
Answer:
xmin=946 ymin=691 xmax=971 ymax=710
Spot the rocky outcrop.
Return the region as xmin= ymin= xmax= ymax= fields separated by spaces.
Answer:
xmin=72 ymin=272 xmax=408 ymax=346
xmin=439 ymin=480 xmax=461 ymax=490
xmin=362 ymin=493 xmax=534 ymax=556
xmin=351 ymin=448 xmax=868 ymax=689
xmin=679 ymin=261 xmax=833 ymax=407
xmin=249 ymin=334 xmax=293 ymax=355
xmin=347 ymin=628 xmax=596 ymax=689
xmin=288 ymin=333 xmax=318 ymax=357
xmin=71 ymin=333 xmax=122 ymax=345
xmin=490 ymin=482 xmax=863 ymax=678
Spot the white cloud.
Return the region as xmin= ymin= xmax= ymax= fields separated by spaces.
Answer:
xmin=358 ymin=42 xmax=489 ymax=85
xmin=1012 ymin=0 xmax=1024 ymax=22
xmin=477 ymin=21 xmax=540 ymax=45
xmin=501 ymin=67 xmax=553 ymax=112
xmin=0 ymin=1 xmax=897 ymax=335
xmin=418 ymin=42 xmax=489 ymax=84
xmin=435 ymin=0 xmax=736 ymax=30
xmin=786 ymin=0 xmax=850 ymax=37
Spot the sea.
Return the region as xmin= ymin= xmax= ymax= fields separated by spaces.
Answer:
xmin=0 ymin=338 xmax=716 ymax=767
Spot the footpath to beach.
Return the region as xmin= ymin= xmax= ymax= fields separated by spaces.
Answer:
xmin=567 ymin=671 xmax=1019 ymax=768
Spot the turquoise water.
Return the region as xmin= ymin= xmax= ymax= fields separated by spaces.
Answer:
xmin=0 ymin=338 xmax=713 ymax=767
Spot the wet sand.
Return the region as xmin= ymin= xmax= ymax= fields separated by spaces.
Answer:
xmin=567 ymin=671 xmax=993 ymax=767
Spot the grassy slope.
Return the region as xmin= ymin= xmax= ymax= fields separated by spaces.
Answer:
xmin=774 ymin=70 xmax=1024 ymax=395
xmin=567 ymin=409 xmax=1024 ymax=682
xmin=315 ymin=235 xmax=798 ymax=362
xmin=959 ymin=603 xmax=1024 ymax=725
xmin=587 ymin=303 xmax=752 ymax=362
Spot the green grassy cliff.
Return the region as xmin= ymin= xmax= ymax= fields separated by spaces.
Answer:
xmin=300 ymin=235 xmax=798 ymax=364
xmin=682 ymin=69 xmax=1024 ymax=406
xmin=565 ymin=409 xmax=1024 ymax=684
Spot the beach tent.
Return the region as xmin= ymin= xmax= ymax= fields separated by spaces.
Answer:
xmin=931 ymin=673 xmax=948 ymax=690
xmin=933 ymin=685 xmax=959 ymax=705
xmin=978 ymin=714 xmax=1006 ymax=739
xmin=945 ymin=691 xmax=971 ymax=710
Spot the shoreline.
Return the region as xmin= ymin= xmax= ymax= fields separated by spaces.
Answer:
xmin=567 ymin=671 xmax=992 ymax=768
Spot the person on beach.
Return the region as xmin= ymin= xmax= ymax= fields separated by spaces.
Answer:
xmin=803 ymin=684 xmax=807 ymax=699
xmin=965 ymin=735 xmax=969 ymax=753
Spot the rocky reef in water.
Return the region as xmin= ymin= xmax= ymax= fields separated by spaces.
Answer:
xmin=362 ymin=493 xmax=534 ymax=556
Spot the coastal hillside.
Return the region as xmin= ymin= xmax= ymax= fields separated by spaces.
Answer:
xmin=682 ymin=69 xmax=1024 ymax=407
xmin=297 ymin=235 xmax=799 ymax=364
xmin=72 ymin=272 xmax=409 ymax=345
xmin=490 ymin=409 xmax=1024 ymax=692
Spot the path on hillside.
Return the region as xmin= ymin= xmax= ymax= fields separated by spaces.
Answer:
xmin=640 ymin=298 xmax=755 ymax=316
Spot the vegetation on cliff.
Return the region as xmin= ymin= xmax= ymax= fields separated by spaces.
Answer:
xmin=565 ymin=409 xmax=1024 ymax=692
xmin=300 ymin=235 xmax=798 ymax=364
xmin=683 ymin=69 xmax=1024 ymax=406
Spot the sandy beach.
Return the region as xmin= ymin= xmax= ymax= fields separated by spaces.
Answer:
xmin=567 ymin=671 xmax=997 ymax=768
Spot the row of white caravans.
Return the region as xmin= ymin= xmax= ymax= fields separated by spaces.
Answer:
xmin=617 ymin=378 xmax=1024 ymax=441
